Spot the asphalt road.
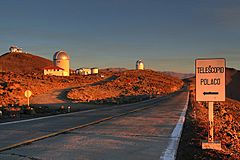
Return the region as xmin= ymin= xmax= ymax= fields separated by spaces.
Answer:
xmin=0 ymin=89 xmax=189 ymax=160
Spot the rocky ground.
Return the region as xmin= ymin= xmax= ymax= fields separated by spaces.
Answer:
xmin=177 ymin=78 xmax=240 ymax=160
xmin=67 ymin=69 xmax=184 ymax=104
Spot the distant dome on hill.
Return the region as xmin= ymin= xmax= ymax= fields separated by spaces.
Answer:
xmin=53 ymin=50 xmax=70 ymax=60
xmin=136 ymin=59 xmax=144 ymax=70
xmin=9 ymin=45 xmax=23 ymax=53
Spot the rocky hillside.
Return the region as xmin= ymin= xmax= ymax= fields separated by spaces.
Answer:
xmin=99 ymin=68 xmax=128 ymax=77
xmin=163 ymin=71 xmax=194 ymax=79
xmin=226 ymin=68 xmax=240 ymax=101
xmin=0 ymin=52 xmax=52 ymax=74
xmin=67 ymin=69 xmax=184 ymax=104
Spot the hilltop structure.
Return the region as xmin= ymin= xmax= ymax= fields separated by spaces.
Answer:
xmin=91 ymin=67 xmax=99 ymax=74
xmin=136 ymin=59 xmax=144 ymax=70
xmin=44 ymin=50 xmax=70 ymax=76
xmin=53 ymin=50 xmax=70 ymax=76
xmin=9 ymin=46 xmax=23 ymax=53
xmin=75 ymin=67 xmax=99 ymax=75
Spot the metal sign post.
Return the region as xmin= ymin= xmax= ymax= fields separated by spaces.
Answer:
xmin=195 ymin=58 xmax=225 ymax=150
xmin=208 ymin=101 xmax=214 ymax=143
xmin=27 ymin=97 xmax=30 ymax=107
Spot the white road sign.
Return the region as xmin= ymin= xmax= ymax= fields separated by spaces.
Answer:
xmin=195 ymin=58 xmax=225 ymax=101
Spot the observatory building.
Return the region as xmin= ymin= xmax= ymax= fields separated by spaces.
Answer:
xmin=44 ymin=50 xmax=70 ymax=76
xmin=91 ymin=67 xmax=99 ymax=74
xmin=9 ymin=46 xmax=23 ymax=53
xmin=53 ymin=50 xmax=70 ymax=76
xmin=43 ymin=66 xmax=65 ymax=76
xmin=75 ymin=67 xmax=99 ymax=76
xmin=136 ymin=59 xmax=144 ymax=70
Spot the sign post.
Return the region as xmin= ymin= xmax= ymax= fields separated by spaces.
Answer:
xmin=208 ymin=101 xmax=214 ymax=143
xmin=195 ymin=58 xmax=225 ymax=150
xmin=24 ymin=90 xmax=32 ymax=107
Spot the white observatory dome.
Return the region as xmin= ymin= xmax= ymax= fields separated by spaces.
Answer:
xmin=53 ymin=50 xmax=70 ymax=76
xmin=136 ymin=59 xmax=144 ymax=70
xmin=136 ymin=60 xmax=143 ymax=64
xmin=53 ymin=50 xmax=70 ymax=60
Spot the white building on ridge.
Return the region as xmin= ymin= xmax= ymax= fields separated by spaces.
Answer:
xmin=9 ymin=46 xmax=23 ymax=53
xmin=78 ymin=68 xmax=92 ymax=75
xmin=91 ymin=68 xmax=99 ymax=74
xmin=75 ymin=67 xmax=99 ymax=75
xmin=43 ymin=66 xmax=65 ymax=76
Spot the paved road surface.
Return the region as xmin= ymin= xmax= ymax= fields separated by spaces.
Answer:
xmin=0 ymin=89 xmax=188 ymax=160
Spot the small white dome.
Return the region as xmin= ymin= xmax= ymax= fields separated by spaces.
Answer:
xmin=53 ymin=50 xmax=70 ymax=60
xmin=136 ymin=59 xmax=144 ymax=70
xmin=136 ymin=59 xmax=143 ymax=64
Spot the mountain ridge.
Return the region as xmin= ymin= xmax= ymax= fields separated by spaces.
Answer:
xmin=0 ymin=52 xmax=52 ymax=73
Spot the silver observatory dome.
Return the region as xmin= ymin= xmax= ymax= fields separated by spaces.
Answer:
xmin=53 ymin=50 xmax=70 ymax=60
xmin=136 ymin=59 xmax=143 ymax=64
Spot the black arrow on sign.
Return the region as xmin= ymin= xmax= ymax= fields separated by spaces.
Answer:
xmin=203 ymin=92 xmax=219 ymax=95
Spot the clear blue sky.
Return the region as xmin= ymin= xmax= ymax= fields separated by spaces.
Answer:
xmin=0 ymin=0 xmax=239 ymax=73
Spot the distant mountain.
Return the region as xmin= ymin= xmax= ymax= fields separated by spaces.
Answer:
xmin=0 ymin=52 xmax=52 ymax=74
xmin=163 ymin=71 xmax=194 ymax=79
xmin=100 ymin=68 xmax=128 ymax=72
xmin=99 ymin=68 xmax=128 ymax=76
xmin=226 ymin=68 xmax=240 ymax=101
